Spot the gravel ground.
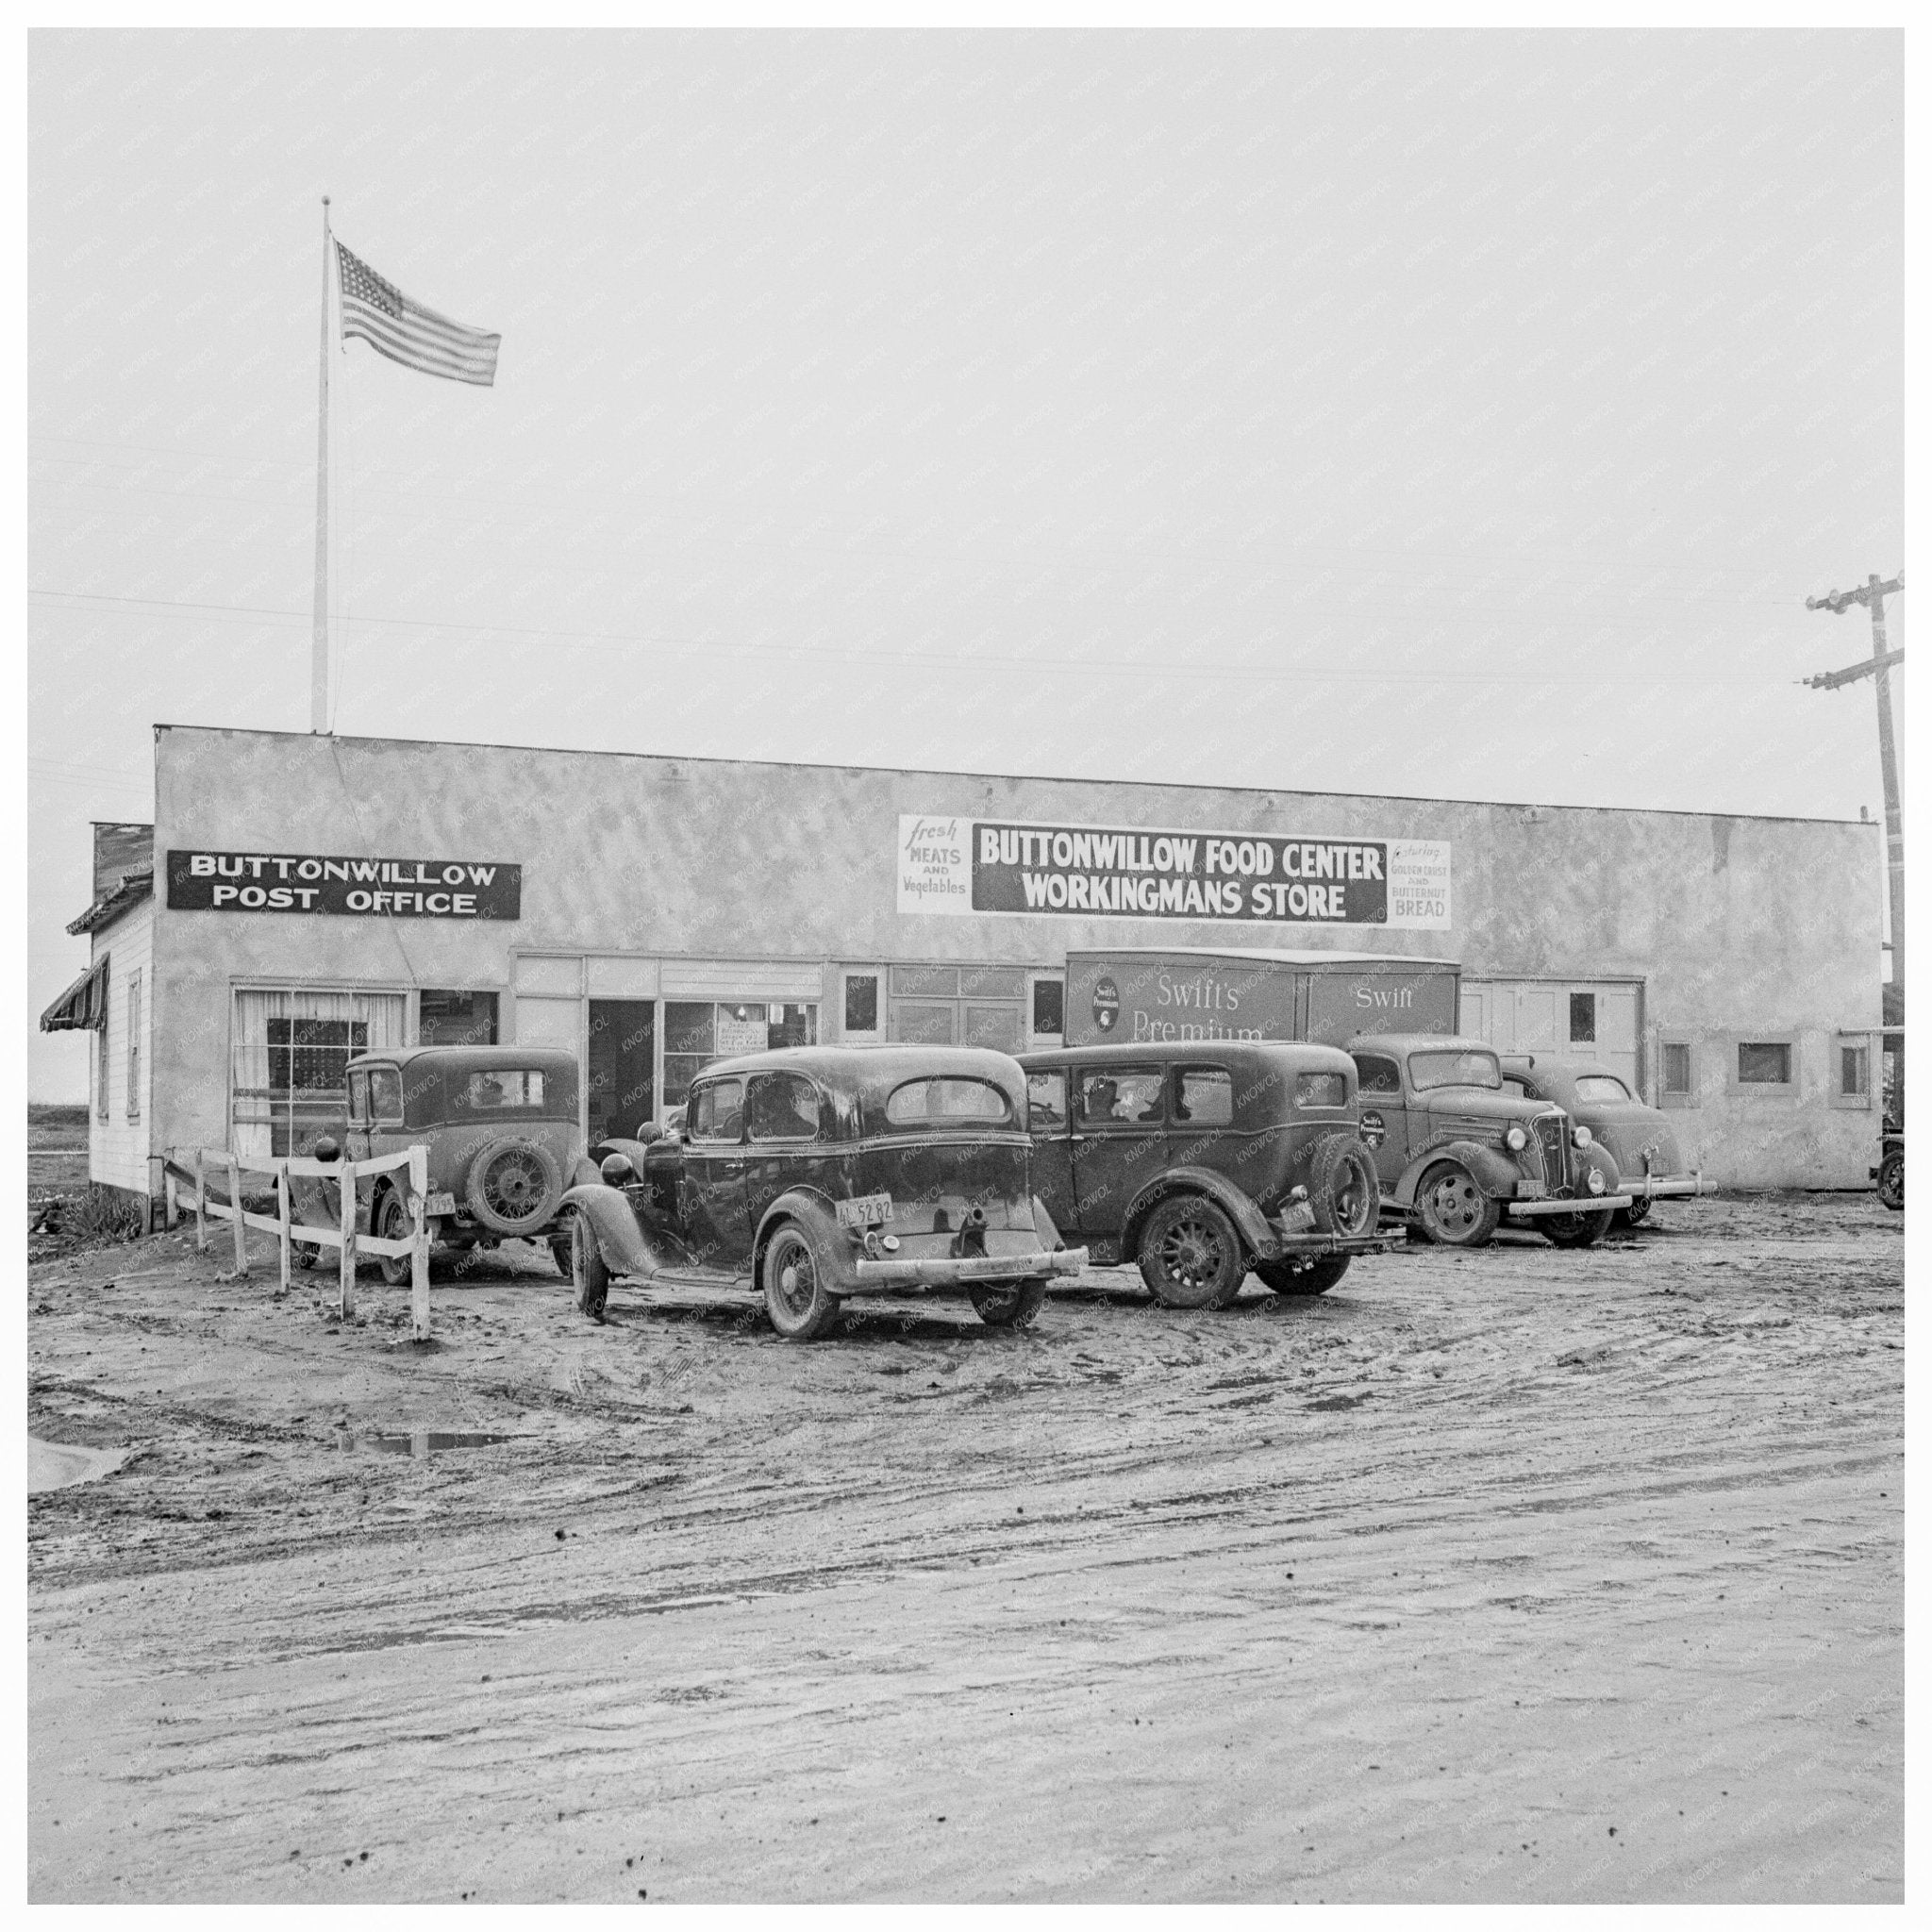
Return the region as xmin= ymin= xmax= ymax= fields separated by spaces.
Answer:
xmin=27 ymin=1193 xmax=1903 ymax=1903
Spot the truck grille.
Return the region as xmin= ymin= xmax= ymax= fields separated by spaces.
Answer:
xmin=1535 ymin=1111 xmax=1570 ymax=1192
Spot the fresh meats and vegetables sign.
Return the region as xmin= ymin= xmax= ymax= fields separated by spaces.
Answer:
xmin=897 ymin=816 xmax=1450 ymax=930
xmin=167 ymin=850 xmax=521 ymax=919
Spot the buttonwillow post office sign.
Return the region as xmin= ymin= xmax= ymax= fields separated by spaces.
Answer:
xmin=897 ymin=815 xmax=1451 ymax=929
xmin=166 ymin=850 xmax=522 ymax=919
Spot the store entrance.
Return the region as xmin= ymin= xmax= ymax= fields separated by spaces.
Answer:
xmin=588 ymin=999 xmax=655 ymax=1142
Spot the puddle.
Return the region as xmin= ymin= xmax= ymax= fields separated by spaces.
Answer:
xmin=363 ymin=1430 xmax=515 ymax=1457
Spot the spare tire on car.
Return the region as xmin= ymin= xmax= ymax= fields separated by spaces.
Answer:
xmin=1308 ymin=1133 xmax=1379 ymax=1237
xmin=465 ymin=1137 xmax=563 ymax=1237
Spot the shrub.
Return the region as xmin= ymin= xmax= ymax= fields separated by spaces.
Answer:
xmin=63 ymin=1185 xmax=146 ymax=1243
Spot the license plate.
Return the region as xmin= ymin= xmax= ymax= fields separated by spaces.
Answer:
xmin=425 ymin=1191 xmax=457 ymax=1217
xmin=836 ymin=1191 xmax=892 ymax=1230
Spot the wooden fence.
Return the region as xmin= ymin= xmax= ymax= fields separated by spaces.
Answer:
xmin=162 ymin=1144 xmax=433 ymax=1339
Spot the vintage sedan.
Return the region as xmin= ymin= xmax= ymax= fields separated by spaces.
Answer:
xmin=299 ymin=1045 xmax=589 ymax=1282
xmin=1347 ymin=1034 xmax=1632 ymax=1247
xmin=1500 ymin=1053 xmax=1706 ymax=1228
xmin=561 ymin=1044 xmax=1089 ymax=1340
xmin=1016 ymin=1040 xmax=1386 ymax=1306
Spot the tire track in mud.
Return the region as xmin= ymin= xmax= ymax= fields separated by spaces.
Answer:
xmin=29 ymin=1202 xmax=1903 ymax=1900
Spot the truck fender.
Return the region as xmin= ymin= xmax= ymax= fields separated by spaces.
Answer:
xmin=1393 ymin=1139 xmax=1519 ymax=1208
xmin=558 ymin=1182 xmax=680 ymax=1281
xmin=1574 ymin=1141 xmax=1624 ymax=1197
xmin=585 ymin=1136 xmax=655 ymax=1177
xmin=1121 ymin=1166 xmax=1276 ymax=1263
xmin=753 ymin=1189 xmax=861 ymax=1293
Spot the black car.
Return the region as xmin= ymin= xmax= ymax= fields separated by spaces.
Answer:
xmin=1016 ymin=1039 xmax=1385 ymax=1306
xmin=561 ymin=1044 xmax=1087 ymax=1340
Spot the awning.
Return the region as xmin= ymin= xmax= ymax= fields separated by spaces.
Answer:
xmin=41 ymin=958 xmax=108 ymax=1033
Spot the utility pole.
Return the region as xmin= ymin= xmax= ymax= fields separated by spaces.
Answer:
xmin=1805 ymin=571 xmax=1905 ymax=992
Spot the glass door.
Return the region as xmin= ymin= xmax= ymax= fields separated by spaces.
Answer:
xmin=588 ymin=999 xmax=655 ymax=1143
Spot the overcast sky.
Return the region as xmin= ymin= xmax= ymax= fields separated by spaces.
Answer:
xmin=28 ymin=28 xmax=1903 ymax=1097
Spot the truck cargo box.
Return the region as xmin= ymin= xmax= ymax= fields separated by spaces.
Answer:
xmin=1063 ymin=947 xmax=1461 ymax=1050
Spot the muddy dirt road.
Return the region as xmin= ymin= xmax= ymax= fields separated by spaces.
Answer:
xmin=28 ymin=1195 xmax=1903 ymax=1902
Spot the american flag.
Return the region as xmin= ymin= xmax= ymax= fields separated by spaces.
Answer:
xmin=336 ymin=241 xmax=500 ymax=387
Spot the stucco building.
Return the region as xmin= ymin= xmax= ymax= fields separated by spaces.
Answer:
xmin=42 ymin=722 xmax=1888 ymax=1211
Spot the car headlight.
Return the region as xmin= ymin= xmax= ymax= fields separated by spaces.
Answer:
xmin=1572 ymin=1124 xmax=1593 ymax=1149
xmin=1505 ymin=1124 xmax=1527 ymax=1151
xmin=1587 ymin=1167 xmax=1607 ymax=1196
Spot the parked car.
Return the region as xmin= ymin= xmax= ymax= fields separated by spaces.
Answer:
xmin=1874 ymin=1124 xmax=1904 ymax=1211
xmin=1499 ymin=1053 xmax=1705 ymax=1228
xmin=1015 ymin=1039 xmax=1386 ymax=1306
xmin=1346 ymin=1034 xmax=1631 ymax=1247
xmin=297 ymin=1046 xmax=590 ymax=1282
xmin=561 ymin=1044 xmax=1089 ymax=1340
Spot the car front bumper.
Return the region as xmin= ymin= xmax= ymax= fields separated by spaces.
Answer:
xmin=1624 ymin=1172 xmax=1707 ymax=1201
xmin=846 ymin=1245 xmax=1090 ymax=1293
xmin=1506 ymin=1192 xmax=1634 ymax=1217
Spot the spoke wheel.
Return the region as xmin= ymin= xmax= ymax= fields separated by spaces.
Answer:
xmin=762 ymin=1223 xmax=838 ymax=1341
xmin=1415 ymin=1164 xmax=1500 ymax=1248
xmin=1138 ymin=1195 xmax=1245 ymax=1308
xmin=465 ymin=1138 xmax=562 ymax=1237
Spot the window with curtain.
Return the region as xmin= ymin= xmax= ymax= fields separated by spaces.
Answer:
xmin=231 ymin=989 xmax=407 ymax=1159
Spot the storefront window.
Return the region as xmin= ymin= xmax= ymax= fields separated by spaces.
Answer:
xmin=232 ymin=989 xmax=406 ymax=1159
xmin=420 ymin=989 xmax=498 ymax=1045
xmin=663 ymin=1001 xmax=818 ymax=1109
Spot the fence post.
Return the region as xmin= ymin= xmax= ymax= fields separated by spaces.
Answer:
xmin=226 ymin=1153 xmax=249 ymax=1278
xmin=276 ymin=1161 xmax=292 ymax=1292
xmin=339 ymin=1158 xmax=358 ymax=1319
xmin=193 ymin=1149 xmax=208 ymax=1253
xmin=409 ymin=1144 xmax=431 ymax=1341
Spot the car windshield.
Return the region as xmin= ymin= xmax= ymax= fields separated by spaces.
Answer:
xmin=1573 ymin=1074 xmax=1634 ymax=1104
xmin=1408 ymin=1048 xmax=1503 ymax=1091
xmin=883 ymin=1077 xmax=1013 ymax=1128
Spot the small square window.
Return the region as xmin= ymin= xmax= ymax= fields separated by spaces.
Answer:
xmin=1737 ymin=1041 xmax=1791 ymax=1085
xmin=1569 ymin=991 xmax=1596 ymax=1043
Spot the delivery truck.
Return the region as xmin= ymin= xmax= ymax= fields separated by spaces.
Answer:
xmin=1062 ymin=947 xmax=1462 ymax=1050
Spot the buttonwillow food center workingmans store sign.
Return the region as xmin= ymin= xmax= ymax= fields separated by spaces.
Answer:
xmin=897 ymin=817 xmax=1451 ymax=930
xmin=166 ymin=851 xmax=522 ymax=919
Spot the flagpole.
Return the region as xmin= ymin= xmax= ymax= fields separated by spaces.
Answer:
xmin=310 ymin=196 xmax=332 ymax=734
